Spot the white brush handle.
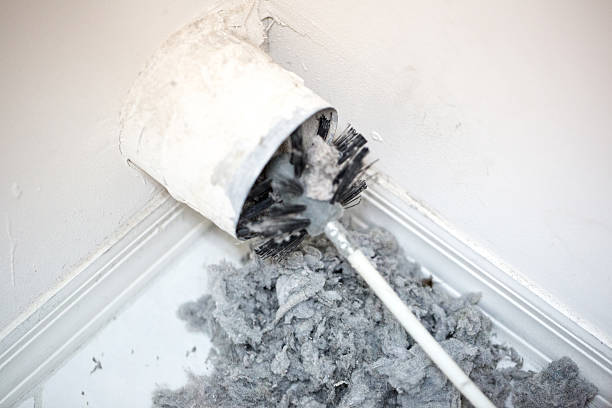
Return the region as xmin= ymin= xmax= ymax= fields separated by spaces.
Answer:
xmin=324 ymin=221 xmax=495 ymax=408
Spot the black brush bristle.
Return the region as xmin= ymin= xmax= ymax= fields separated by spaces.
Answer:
xmin=332 ymin=147 xmax=369 ymax=204
xmin=236 ymin=225 xmax=258 ymax=240
xmin=268 ymin=204 xmax=307 ymax=217
xmin=289 ymin=129 xmax=306 ymax=177
xmin=271 ymin=177 xmax=304 ymax=197
xmin=275 ymin=230 xmax=308 ymax=257
xmin=246 ymin=177 xmax=272 ymax=202
xmin=317 ymin=114 xmax=332 ymax=140
xmin=239 ymin=196 xmax=275 ymax=221
xmin=249 ymin=217 xmax=311 ymax=238
xmin=255 ymin=230 xmax=307 ymax=259
xmin=333 ymin=126 xmax=367 ymax=165
xmin=338 ymin=179 xmax=367 ymax=208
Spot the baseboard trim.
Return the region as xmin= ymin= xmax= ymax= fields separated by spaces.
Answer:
xmin=0 ymin=199 xmax=209 ymax=407
xmin=356 ymin=179 xmax=612 ymax=407
xmin=1 ymin=179 xmax=610 ymax=407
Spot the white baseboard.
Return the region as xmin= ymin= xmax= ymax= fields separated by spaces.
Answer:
xmin=0 ymin=180 xmax=610 ymax=407
xmin=356 ymin=180 xmax=612 ymax=407
xmin=0 ymin=198 xmax=209 ymax=407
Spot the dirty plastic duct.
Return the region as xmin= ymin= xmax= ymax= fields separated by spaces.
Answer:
xmin=119 ymin=16 xmax=337 ymax=237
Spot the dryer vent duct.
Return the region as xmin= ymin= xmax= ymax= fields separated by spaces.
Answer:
xmin=119 ymin=12 xmax=337 ymax=236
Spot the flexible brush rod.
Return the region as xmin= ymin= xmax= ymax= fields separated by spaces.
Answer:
xmin=324 ymin=221 xmax=495 ymax=408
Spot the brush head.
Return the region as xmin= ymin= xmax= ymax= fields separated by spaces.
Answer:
xmin=236 ymin=124 xmax=371 ymax=258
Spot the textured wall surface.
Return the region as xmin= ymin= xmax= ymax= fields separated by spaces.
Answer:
xmin=0 ymin=0 xmax=210 ymax=332
xmin=266 ymin=0 xmax=612 ymax=344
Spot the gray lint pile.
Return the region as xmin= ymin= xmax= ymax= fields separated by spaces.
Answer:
xmin=152 ymin=225 xmax=597 ymax=408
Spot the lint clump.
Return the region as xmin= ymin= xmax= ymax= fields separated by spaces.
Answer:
xmin=152 ymin=225 xmax=597 ymax=408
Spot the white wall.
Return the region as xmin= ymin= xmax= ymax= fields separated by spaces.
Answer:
xmin=0 ymin=0 xmax=211 ymax=331
xmin=1 ymin=0 xmax=611 ymax=348
xmin=267 ymin=0 xmax=612 ymax=344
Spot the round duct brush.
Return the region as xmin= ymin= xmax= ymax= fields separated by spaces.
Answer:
xmin=235 ymin=122 xmax=370 ymax=258
xmin=120 ymin=13 xmax=495 ymax=408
